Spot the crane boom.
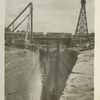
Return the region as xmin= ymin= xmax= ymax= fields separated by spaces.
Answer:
xmin=6 ymin=2 xmax=32 ymax=30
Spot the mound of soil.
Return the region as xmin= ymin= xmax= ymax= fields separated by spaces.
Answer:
xmin=60 ymin=50 xmax=94 ymax=100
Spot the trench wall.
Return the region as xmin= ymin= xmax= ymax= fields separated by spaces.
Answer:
xmin=5 ymin=49 xmax=42 ymax=100
xmin=5 ymin=48 xmax=78 ymax=100
xmin=40 ymin=48 xmax=78 ymax=100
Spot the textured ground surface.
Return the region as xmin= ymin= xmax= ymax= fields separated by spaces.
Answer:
xmin=5 ymin=47 xmax=94 ymax=100
xmin=60 ymin=50 xmax=94 ymax=100
xmin=5 ymin=49 xmax=42 ymax=100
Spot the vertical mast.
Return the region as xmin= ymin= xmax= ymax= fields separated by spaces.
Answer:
xmin=75 ymin=0 xmax=88 ymax=36
xmin=30 ymin=2 xmax=33 ymax=44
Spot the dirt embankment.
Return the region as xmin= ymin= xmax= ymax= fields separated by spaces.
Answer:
xmin=5 ymin=48 xmax=79 ymax=100
xmin=5 ymin=49 xmax=42 ymax=100
xmin=60 ymin=50 xmax=94 ymax=100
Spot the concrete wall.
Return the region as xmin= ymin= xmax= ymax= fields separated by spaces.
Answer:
xmin=40 ymin=48 xmax=78 ymax=100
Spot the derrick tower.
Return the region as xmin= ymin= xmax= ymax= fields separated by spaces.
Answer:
xmin=75 ymin=0 xmax=88 ymax=36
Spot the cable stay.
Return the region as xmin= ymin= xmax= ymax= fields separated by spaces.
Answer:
xmin=6 ymin=2 xmax=32 ymax=31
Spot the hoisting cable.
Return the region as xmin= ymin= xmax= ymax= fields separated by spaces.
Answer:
xmin=12 ymin=14 xmax=29 ymax=32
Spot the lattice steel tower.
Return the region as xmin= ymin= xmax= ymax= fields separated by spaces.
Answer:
xmin=75 ymin=0 xmax=88 ymax=36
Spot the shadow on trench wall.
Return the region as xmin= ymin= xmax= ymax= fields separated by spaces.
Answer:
xmin=39 ymin=48 xmax=79 ymax=100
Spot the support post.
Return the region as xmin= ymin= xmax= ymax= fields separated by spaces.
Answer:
xmin=30 ymin=2 xmax=33 ymax=44
xmin=55 ymin=42 xmax=60 ymax=88
xmin=47 ymin=40 xmax=49 ymax=59
xmin=12 ymin=23 xmax=14 ymax=31
xmin=53 ymin=41 xmax=60 ymax=100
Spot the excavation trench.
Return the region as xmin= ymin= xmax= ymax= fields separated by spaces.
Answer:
xmin=5 ymin=48 xmax=78 ymax=100
xmin=39 ymin=48 xmax=78 ymax=100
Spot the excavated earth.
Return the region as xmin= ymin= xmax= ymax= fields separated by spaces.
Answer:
xmin=60 ymin=50 xmax=94 ymax=100
xmin=5 ymin=47 xmax=80 ymax=100
xmin=5 ymin=48 xmax=42 ymax=100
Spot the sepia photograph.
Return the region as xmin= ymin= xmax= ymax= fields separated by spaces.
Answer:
xmin=5 ymin=0 xmax=94 ymax=100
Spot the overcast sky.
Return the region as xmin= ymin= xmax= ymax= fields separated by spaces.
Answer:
xmin=6 ymin=0 xmax=94 ymax=34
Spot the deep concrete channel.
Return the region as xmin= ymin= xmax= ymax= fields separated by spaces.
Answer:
xmin=39 ymin=48 xmax=78 ymax=100
xmin=5 ymin=48 xmax=78 ymax=100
